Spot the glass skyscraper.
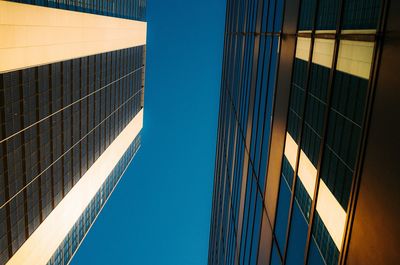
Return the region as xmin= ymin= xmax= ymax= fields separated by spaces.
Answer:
xmin=209 ymin=0 xmax=400 ymax=264
xmin=0 ymin=1 xmax=146 ymax=264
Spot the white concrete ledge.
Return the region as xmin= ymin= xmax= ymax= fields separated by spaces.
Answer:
xmin=0 ymin=1 xmax=147 ymax=73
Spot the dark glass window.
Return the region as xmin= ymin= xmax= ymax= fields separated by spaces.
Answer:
xmin=316 ymin=0 xmax=339 ymax=30
xmin=320 ymin=70 xmax=368 ymax=209
xmin=309 ymin=212 xmax=339 ymax=265
xmin=9 ymin=0 xmax=146 ymax=21
xmin=298 ymin=0 xmax=317 ymax=30
xmin=294 ymin=179 xmax=312 ymax=221
xmin=342 ymin=0 xmax=381 ymax=29
xmin=288 ymin=58 xmax=308 ymax=142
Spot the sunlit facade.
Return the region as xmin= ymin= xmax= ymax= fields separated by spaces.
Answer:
xmin=0 ymin=1 xmax=146 ymax=264
xmin=209 ymin=0 xmax=400 ymax=264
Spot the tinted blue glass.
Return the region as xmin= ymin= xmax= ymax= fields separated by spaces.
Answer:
xmin=251 ymin=88 xmax=261 ymax=163
xmin=228 ymin=219 xmax=236 ymax=264
xmin=257 ymin=36 xmax=267 ymax=89
xmin=240 ymin=168 xmax=253 ymax=262
xmin=274 ymin=178 xmax=291 ymax=252
xmin=244 ymin=176 xmax=257 ymax=264
xmin=258 ymin=119 xmax=270 ymax=190
xmin=254 ymin=47 xmax=270 ymax=174
xmin=274 ymin=0 xmax=284 ymax=31
xmin=270 ymin=242 xmax=282 ymax=265
xmin=264 ymin=37 xmax=272 ymax=76
xmin=308 ymin=238 xmax=325 ymax=265
xmin=261 ymin=0 xmax=270 ymax=32
xmin=249 ymin=192 xmax=263 ymax=264
xmin=269 ymin=37 xmax=279 ymax=84
xmin=267 ymin=0 xmax=277 ymax=32
xmin=266 ymin=35 xmax=278 ymax=122
xmin=285 ymin=203 xmax=309 ymax=265
xmin=233 ymin=144 xmax=244 ymax=217
xmin=257 ymin=36 xmax=278 ymax=189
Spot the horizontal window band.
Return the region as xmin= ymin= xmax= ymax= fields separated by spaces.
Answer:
xmin=0 ymin=66 xmax=144 ymax=146
xmin=294 ymin=38 xmax=374 ymax=79
xmin=1 ymin=90 xmax=143 ymax=211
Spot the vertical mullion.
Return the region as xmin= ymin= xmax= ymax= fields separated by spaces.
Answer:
xmin=269 ymin=24 xmax=299 ymax=265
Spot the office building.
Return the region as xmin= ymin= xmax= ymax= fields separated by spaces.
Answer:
xmin=0 ymin=1 xmax=146 ymax=264
xmin=208 ymin=0 xmax=400 ymax=264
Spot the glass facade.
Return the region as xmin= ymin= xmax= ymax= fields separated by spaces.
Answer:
xmin=209 ymin=0 xmax=390 ymax=265
xmin=273 ymin=1 xmax=381 ymax=264
xmin=0 ymin=46 xmax=145 ymax=264
xmin=8 ymin=0 xmax=146 ymax=21
xmin=46 ymin=134 xmax=141 ymax=265
xmin=208 ymin=0 xmax=284 ymax=264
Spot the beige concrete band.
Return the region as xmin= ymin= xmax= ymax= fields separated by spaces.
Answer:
xmin=0 ymin=1 xmax=147 ymax=73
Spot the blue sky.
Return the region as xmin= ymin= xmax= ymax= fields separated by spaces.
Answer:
xmin=71 ymin=1 xmax=226 ymax=264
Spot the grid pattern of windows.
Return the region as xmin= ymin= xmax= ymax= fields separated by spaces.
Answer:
xmin=0 ymin=46 xmax=145 ymax=264
xmin=8 ymin=0 xmax=146 ymax=21
xmin=208 ymin=0 xmax=284 ymax=264
xmin=46 ymin=135 xmax=141 ymax=265
xmin=271 ymin=1 xmax=382 ymax=265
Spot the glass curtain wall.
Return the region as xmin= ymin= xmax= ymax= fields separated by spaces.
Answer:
xmin=270 ymin=0 xmax=382 ymax=265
